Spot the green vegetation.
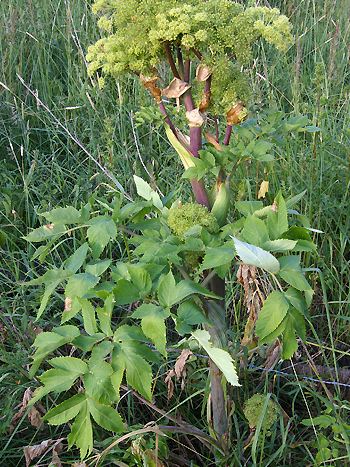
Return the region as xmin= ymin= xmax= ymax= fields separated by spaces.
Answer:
xmin=0 ymin=1 xmax=349 ymax=466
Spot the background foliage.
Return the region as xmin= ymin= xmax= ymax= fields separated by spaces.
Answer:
xmin=0 ymin=0 xmax=349 ymax=465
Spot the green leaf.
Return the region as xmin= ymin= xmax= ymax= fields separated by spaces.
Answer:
xmin=176 ymin=300 xmax=207 ymax=335
xmin=132 ymin=304 xmax=169 ymax=356
xmin=112 ymin=343 xmax=153 ymax=400
xmin=65 ymin=273 xmax=100 ymax=299
xmin=67 ymin=401 xmax=93 ymax=459
xmin=281 ymin=316 xmax=298 ymax=359
xmin=157 ymin=270 xmax=176 ymax=308
xmin=158 ymin=271 xmax=221 ymax=307
xmin=30 ymin=325 xmax=80 ymax=377
xmin=65 ymin=243 xmax=89 ymax=273
xmin=37 ymin=281 xmax=60 ymax=320
xmin=114 ymin=279 xmax=140 ymax=305
xmin=84 ymin=361 xmax=116 ymax=404
xmin=278 ymin=256 xmax=311 ymax=291
xmin=232 ymin=237 xmax=280 ymax=274
xmin=201 ymin=246 xmax=235 ymax=271
xmin=266 ymin=192 xmax=288 ymax=240
xmin=23 ymin=224 xmax=66 ymax=242
xmin=235 ymin=201 xmax=263 ymax=216
xmin=255 ymin=291 xmax=290 ymax=341
xmin=289 ymin=308 xmax=306 ymax=340
xmin=87 ymin=398 xmax=124 ymax=432
xmin=127 ymin=264 xmax=152 ymax=296
xmin=86 ymin=259 xmax=111 ymax=276
xmin=241 ymin=216 xmax=269 ymax=247
xmin=62 ymin=296 xmax=82 ymax=323
xmin=192 ymin=330 xmax=240 ymax=387
xmin=41 ymin=206 xmax=82 ymax=224
xmin=32 ymin=364 xmax=84 ymax=404
xmin=49 ymin=356 xmax=88 ymax=374
xmin=133 ymin=175 xmax=163 ymax=210
xmin=301 ymin=415 xmax=335 ymax=428
xmin=97 ymin=294 xmax=114 ymax=336
xmin=263 ymin=239 xmax=297 ymax=252
xmin=87 ymin=216 xmax=117 ymax=257
xmin=80 ymin=299 xmax=98 ymax=335
xmin=284 ymin=287 xmax=308 ymax=315
xmin=44 ymin=393 xmax=87 ymax=425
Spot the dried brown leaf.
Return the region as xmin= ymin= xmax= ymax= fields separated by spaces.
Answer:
xmin=226 ymin=101 xmax=248 ymax=125
xmin=164 ymin=369 xmax=175 ymax=400
xmin=186 ymin=108 xmax=204 ymax=128
xmin=174 ymin=349 xmax=193 ymax=378
xmin=140 ymin=74 xmax=162 ymax=103
xmin=28 ymin=405 xmax=43 ymax=428
xmin=24 ymin=438 xmax=64 ymax=467
xmin=162 ymin=78 xmax=191 ymax=99
xmin=196 ymin=64 xmax=212 ymax=82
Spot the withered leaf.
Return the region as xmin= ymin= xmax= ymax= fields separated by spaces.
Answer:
xmin=196 ymin=64 xmax=212 ymax=82
xmin=258 ymin=180 xmax=269 ymax=199
xmin=162 ymin=78 xmax=191 ymax=99
xmin=24 ymin=438 xmax=64 ymax=467
xmin=186 ymin=108 xmax=204 ymax=128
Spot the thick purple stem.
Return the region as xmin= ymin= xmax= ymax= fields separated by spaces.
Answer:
xmin=223 ymin=125 xmax=232 ymax=146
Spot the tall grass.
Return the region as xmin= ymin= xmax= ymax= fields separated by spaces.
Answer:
xmin=0 ymin=0 xmax=349 ymax=465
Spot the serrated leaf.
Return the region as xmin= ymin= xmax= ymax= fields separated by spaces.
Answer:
xmin=67 ymin=401 xmax=93 ymax=459
xmin=86 ymin=259 xmax=111 ymax=276
xmin=65 ymin=273 xmax=99 ymax=299
xmin=176 ymin=301 xmax=207 ymax=335
xmin=232 ymin=237 xmax=280 ymax=274
xmin=267 ymin=192 xmax=288 ymax=240
xmin=87 ymin=216 xmax=117 ymax=257
xmin=158 ymin=271 xmax=221 ymax=307
xmin=157 ymin=270 xmax=176 ymax=308
xmin=241 ymin=216 xmax=269 ymax=247
xmin=41 ymin=206 xmax=81 ymax=224
xmin=281 ymin=316 xmax=298 ymax=359
xmin=263 ymin=239 xmax=297 ymax=252
xmin=97 ymin=294 xmax=114 ymax=336
xmin=133 ymin=175 xmax=163 ymax=210
xmin=23 ymin=224 xmax=66 ymax=243
xmin=44 ymin=393 xmax=87 ymax=425
xmin=192 ymin=330 xmax=240 ymax=387
xmin=79 ymin=299 xmax=98 ymax=335
xmin=84 ymin=361 xmax=116 ymax=404
xmin=112 ymin=343 xmax=153 ymax=400
xmin=235 ymin=201 xmax=263 ymax=216
xmin=30 ymin=325 xmax=80 ymax=377
xmin=87 ymin=398 xmax=124 ymax=432
xmin=132 ymin=304 xmax=168 ymax=356
xmin=32 ymin=365 xmax=83 ymax=404
xmin=278 ymin=256 xmax=311 ymax=291
xmin=284 ymin=287 xmax=307 ymax=315
xmin=201 ymin=246 xmax=235 ymax=271
xmin=255 ymin=291 xmax=290 ymax=341
xmin=49 ymin=356 xmax=88 ymax=374
xmin=65 ymin=243 xmax=89 ymax=273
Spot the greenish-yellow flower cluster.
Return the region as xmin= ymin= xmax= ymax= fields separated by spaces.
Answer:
xmin=167 ymin=202 xmax=219 ymax=238
xmin=243 ymin=393 xmax=279 ymax=431
xmin=87 ymin=0 xmax=293 ymax=115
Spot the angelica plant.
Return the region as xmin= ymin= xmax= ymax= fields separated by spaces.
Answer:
xmin=23 ymin=1 xmax=320 ymax=462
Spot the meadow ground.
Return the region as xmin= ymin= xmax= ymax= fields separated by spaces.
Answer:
xmin=0 ymin=0 xmax=349 ymax=465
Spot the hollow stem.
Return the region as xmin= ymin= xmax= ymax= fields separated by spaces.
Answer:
xmin=164 ymin=41 xmax=180 ymax=79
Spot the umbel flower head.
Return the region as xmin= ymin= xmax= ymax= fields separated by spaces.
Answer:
xmin=87 ymin=0 xmax=293 ymax=115
xmin=167 ymin=202 xmax=219 ymax=237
